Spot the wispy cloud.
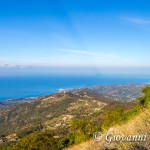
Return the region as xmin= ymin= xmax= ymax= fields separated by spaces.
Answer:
xmin=58 ymin=49 xmax=137 ymax=67
xmin=124 ymin=17 xmax=150 ymax=25
xmin=0 ymin=64 xmax=33 ymax=69
xmin=59 ymin=49 xmax=116 ymax=58
xmin=60 ymin=49 xmax=96 ymax=55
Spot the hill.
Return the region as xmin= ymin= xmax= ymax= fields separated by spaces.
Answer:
xmin=89 ymin=83 xmax=147 ymax=101
xmin=0 ymin=88 xmax=138 ymax=149
xmin=0 ymin=83 xmax=146 ymax=109
xmin=0 ymin=89 xmax=115 ymax=136
xmin=65 ymin=86 xmax=150 ymax=150
xmin=65 ymin=107 xmax=150 ymax=150
xmin=5 ymin=85 xmax=149 ymax=150
xmin=0 ymin=97 xmax=38 ymax=109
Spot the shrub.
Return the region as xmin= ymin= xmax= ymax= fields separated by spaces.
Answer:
xmin=9 ymin=131 xmax=58 ymax=150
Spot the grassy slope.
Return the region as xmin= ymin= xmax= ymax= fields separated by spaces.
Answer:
xmin=65 ymin=107 xmax=150 ymax=150
xmin=65 ymin=100 xmax=150 ymax=149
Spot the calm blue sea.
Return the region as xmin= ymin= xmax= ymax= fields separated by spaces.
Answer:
xmin=0 ymin=75 xmax=150 ymax=101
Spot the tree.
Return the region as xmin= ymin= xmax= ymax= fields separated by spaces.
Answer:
xmin=9 ymin=131 xmax=59 ymax=150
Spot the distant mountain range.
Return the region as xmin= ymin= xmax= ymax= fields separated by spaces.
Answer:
xmin=0 ymin=97 xmax=38 ymax=109
xmin=60 ymin=83 xmax=148 ymax=101
xmin=89 ymin=83 xmax=148 ymax=101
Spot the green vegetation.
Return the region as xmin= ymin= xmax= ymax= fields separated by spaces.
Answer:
xmin=102 ymin=107 xmax=124 ymax=129
xmin=9 ymin=132 xmax=58 ymax=150
xmin=58 ymin=86 xmax=150 ymax=149
xmin=0 ymin=97 xmax=38 ymax=109
xmin=0 ymin=142 xmax=16 ymax=150
xmin=139 ymin=86 xmax=150 ymax=106
xmin=0 ymin=89 xmax=111 ymax=136
xmin=16 ymin=124 xmax=43 ymax=138
xmin=0 ymin=86 xmax=150 ymax=149
xmin=90 ymin=83 xmax=146 ymax=101
xmin=58 ymin=117 xmax=96 ymax=148
xmin=103 ymin=86 xmax=150 ymax=130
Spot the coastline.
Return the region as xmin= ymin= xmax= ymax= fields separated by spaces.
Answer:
xmin=0 ymin=83 xmax=149 ymax=109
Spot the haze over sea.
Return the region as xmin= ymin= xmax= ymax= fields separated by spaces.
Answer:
xmin=0 ymin=74 xmax=150 ymax=101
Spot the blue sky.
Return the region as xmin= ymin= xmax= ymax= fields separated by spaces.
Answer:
xmin=0 ymin=0 xmax=150 ymax=75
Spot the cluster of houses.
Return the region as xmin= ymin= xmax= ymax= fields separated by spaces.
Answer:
xmin=0 ymin=134 xmax=19 ymax=144
xmin=63 ymin=115 xmax=74 ymax=121
xmin=55 ymin=115 xmax=74 ymax=127
xmin=55 ymin=123 xmax=66 ymax=127
xmin=93 ymin=100 xmax=107 ymax=106
xmin=0 ymin=139 xmax=4 ymax=144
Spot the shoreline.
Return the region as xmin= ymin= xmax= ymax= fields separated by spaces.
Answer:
xmin=1 ymin=82 xmax=149 ymax=102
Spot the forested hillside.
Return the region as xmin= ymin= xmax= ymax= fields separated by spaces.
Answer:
xmin=90 ymin=83 xmax=147 ymax=101
xmin=0 ymin=87 xmax=140 ymax=149
xmin=66 ymin=86 xmax=150 ymax=150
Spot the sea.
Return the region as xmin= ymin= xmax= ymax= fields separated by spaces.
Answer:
xmin=0 ymin=74 xmax=150 ymax=101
